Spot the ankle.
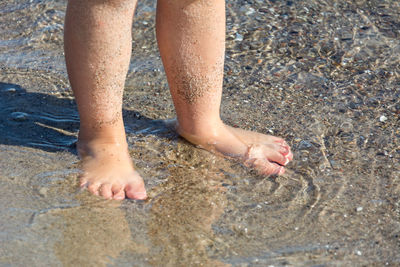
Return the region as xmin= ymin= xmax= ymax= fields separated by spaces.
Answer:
xmin=78 ymin=125 xmax=127 ymax=146
xmin=176 ymin=118 xmax=225 ymax=140
xmin=77 ymin=136 xmax=128 ymax=147
xmin=176 ymin=120 xmax=231 ymax=149
xmin=77 ymin=135 xmax=129 ymax=159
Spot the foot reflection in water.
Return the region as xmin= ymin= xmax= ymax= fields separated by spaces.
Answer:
xmin=147 ymin=146 xmax=230 ymax=266
xmin=54 ymin=195 xmax=147 ymax=267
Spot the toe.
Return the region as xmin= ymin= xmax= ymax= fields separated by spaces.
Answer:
xmin=250 ymin=158 xmax=284 ymax=176
xmin=260 ymin=161 xmax=284 ymax=175
xmin=125 ymin=181 xmax=147 ymax=200
xmin=99 ymin=183 xmax=113 ymax=199
xmin=278 ymin=144 xmax=290 ymax=156
xmin=112 ymin=184 xmax=125 ymax=200
xmin=278 ymin=143 xmax=293 ymax=161
xmin=88 ymin=183 xmax=101 ymax=196
xmin=113 ymin=190 xmax=126 ymax=200
xmin=268 ymin=147 xmax=288 ymax=166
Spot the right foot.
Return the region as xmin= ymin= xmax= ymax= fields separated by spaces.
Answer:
xmin=77 ymin=138 xmax=147 ymax=200
xmin=178 ymin=121 xmax=293 ymax=176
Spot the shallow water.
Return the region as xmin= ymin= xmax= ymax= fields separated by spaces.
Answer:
xmin=1 ymin=0 xmax=399 ymax=266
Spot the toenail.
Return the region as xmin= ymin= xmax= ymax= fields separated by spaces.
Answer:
xmin=284 ymin=157 xmax=290 ymax=165
xmin=132 ymin=192 xmax=147 ymax=200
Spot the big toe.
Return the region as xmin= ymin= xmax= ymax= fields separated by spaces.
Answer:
xmin=125 ymin=181 xmax=147 ymax=200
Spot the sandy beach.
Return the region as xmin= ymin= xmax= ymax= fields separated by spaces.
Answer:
xmin=0 ymin=0 xmax=399 ymax=266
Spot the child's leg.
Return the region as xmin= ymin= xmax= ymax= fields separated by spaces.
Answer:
xmin=156 ymin=0 xmax=293 ymax=175
xmin=64 ymin=0 xmax=146 ymax=200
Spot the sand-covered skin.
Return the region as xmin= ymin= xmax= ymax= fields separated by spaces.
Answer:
xmin=0 ymin=0 xmax=399 ymax=266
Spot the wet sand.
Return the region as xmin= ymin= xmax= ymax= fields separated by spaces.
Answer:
xmin=0 ymin=0 xmax=399 ymax=266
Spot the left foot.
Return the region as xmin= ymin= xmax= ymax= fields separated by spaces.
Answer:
xmin=77 ymin=137 xmax=147 ymax=200
xmin=178 ymin=122 xmax=293 ymax=175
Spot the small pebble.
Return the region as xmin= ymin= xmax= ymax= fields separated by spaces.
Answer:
xmin=245 ymin=7 xmax=255 ymax=15
xmin=39 ymin=187 xmax=48 ymax=197
xmin=298 ymin=140 xmax=312 ymax=150
xmin=356 ymin=250 xmax=362 ymax=256
xmin=356 ymin=206 xmax=363 ymax=212
xmin=235 ymin=33 xmax=243 ymax=42
xmin=10 ymin=112 xmax=29 ymax=122
xmin=3 ymin=86 xmax=17 ymax=92
xmin=379 ymin=115 xmax=387 ymax=122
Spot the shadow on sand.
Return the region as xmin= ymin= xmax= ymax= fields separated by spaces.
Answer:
xmin=0 ymin=82 xmax=176 ymax=153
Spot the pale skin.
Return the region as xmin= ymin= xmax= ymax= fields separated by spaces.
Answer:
xmin=64 ymin=0 xmax=293 ymax=200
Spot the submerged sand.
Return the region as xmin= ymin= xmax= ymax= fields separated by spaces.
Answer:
xmin=0 ymin=0 xmax=399 ymax=266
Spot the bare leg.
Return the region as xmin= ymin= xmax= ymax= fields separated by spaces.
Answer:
xmin=156 ymin=0 xmax=293 ymax=175
xmin=64 ymin=0 xmax=146 ymax=199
